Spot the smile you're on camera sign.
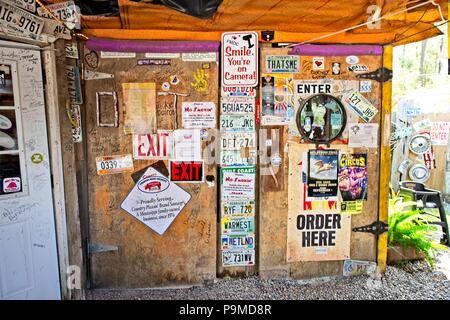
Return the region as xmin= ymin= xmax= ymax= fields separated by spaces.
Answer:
xmin=221 ymin=31 xmax=259 ymax=87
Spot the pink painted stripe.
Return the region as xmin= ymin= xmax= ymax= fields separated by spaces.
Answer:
xmin=288 ymin=44 xmax=383 ymax=56
xmin=87 ymin=38 xmax=220 ymax=53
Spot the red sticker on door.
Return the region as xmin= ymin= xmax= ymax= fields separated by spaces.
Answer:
xmin=170 ymin=160 xmax=204 ymax=183
xmin=3 ymin=177 xmax=21 ymax=193
xmin=313 ymin=57 xmax=325 ymax=70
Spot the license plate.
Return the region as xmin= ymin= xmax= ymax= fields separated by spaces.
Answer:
xmin=221 ymin=234 xmax=255 ymax=250
xmin=220 ymin=150 xmax=256 ymax=166
xmin=0 ymin=1 xmax=44 ymax=36
xmin=221 ymin=217 xmax=254 ymax=234
xmin=221 ymin=132 xmax=256 ymax=151
xmin=343 ymin=259 xmax=377 ymax=277
xmin=220 ymin=97 xmax=255 ymax=114
xmin=8 ymin=0 xmax=35 ymax=13
xmin=96 ymin=154 xmax=134 ymax=175
xmin=220 ymin=114 xmax=255 ymax=132
xmin=344 ymin=90 xmax=378 ymax=123
xmin=221 ymin=86 xmax=256 ymax=97
xmin=222 ymin=250 xmax=255 ymax=267
xmin=37 ymin=0 xmax=80 ymax=29
xmin=221 ymin=200 xmax=255 ymax=217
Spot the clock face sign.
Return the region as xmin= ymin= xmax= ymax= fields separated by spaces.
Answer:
xmin=296 ymin=94 xmax=347 ymax=144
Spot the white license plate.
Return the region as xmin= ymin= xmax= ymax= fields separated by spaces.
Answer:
xmin=0 ymin=1 xmax=44 ymax=35
xmin=220 ymin=150 xmax=256 ymax=166
xmin=222 ymin=250 xmax=255 ymax=267
xmin=220 ymin=115 xmax=255 ymax=132
xmin=221 ymin=132 xmax=256 ymax=151
xmin=96 ymin=154 xmax=134 ymax=175
xmin=37 ymin=0 xmax=80 ymax=28
xmin=220 ymin=97 xmax=255 ymax=114
xmin=221 ymin=200 xmax=255 ymax=217
xmin=343 ymin=260 xmax=377 ymax=277
xmin=221 ymin=234 xmax=255 ymax=250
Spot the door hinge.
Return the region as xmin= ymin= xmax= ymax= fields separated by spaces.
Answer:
xmin=356 ymin=67 xmax=393 ymax=83
xmin=88 ymin=243 xmax=118 ymax=254
xmin=352 ymin=220 xmax=388 ymax=236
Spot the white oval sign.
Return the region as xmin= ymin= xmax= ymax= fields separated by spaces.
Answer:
xmin=0 ymin=131 xmax=15 ymax=149
xmin=346 ymin=55 xmax=359 ymax=65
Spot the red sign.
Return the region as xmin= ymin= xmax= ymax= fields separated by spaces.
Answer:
xmin=170 ymin=160 xmax=204 ymax=183
xmin=133 ymin=131 xmax=173 ymax=159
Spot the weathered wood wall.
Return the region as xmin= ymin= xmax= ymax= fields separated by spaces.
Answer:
xmin=259 ymin=47 xmax=383 ymax=279
xmin=82 ymin=48 xmax=218 ymax=287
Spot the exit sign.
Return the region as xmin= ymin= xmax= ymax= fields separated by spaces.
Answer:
xmin=170 ymin=160 xmax=204 ymax=183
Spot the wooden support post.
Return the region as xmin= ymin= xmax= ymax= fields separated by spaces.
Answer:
xmin=377 ymin=45 xmax=393 ymax=274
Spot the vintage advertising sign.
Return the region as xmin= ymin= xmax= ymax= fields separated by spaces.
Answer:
xmin=221 ymin=216 xmax=254 ymax=234
xmin=221 ymin=132 xmax=256 ymax=151
xmin=169 ymin=160 xmax=204 ymax=183
xmin=96 ymin=154 xmax=134 ymax=175
xmin=220 ymin=114 xmax=255 ymax=132
xmin=9 ymin=0 xmax=35 ymax=13
xmin=222 ymin=250 xmax=255 ymax=267
xmin=265 ymin=55 xmax=300 ymax=73
xmin=0 ymin=1 xmax=44 ymax=37
xmin=122 ymin=82 xmax=157 ymax=134
xmin=220 ymin=97 xmax=255 ymax=114
xmin=338 ymin=154 xmax=367 ymax=214
xmin=221 ymin=31 xmax=258 ymax=87
xmin=37 ymin=0 xmax=80 ymax=29
xmin=121 ymin=167 xmax=191 ymax=235
xmin=3 ymin=177 xmax=21 ymax=193
xmin=221 ymin=86 xmax=256 ymax=97
xmin=145 ymin=53 xmax=180 ymax=59
xmin=430 ymin=122 xmax=450 ymax=145
xmin=182 ymin=52 xmax=217 ymax=62
xmin=181 ymin=102 xmax=216 ymax=129
xmin=221 ymin=166 xmax=255 ymax=200
xmin=173 ymin=129 xmax=201 ymax=160
xmin=221 ymin=234 xmax=255 ymax=250
xmin=133 ymin=131 xmax=173 ymax=159
xmin=343 ymin=90 xmax=378 ymax=123
xmin=66 ymin=65 xmax=82 ymax=104
xmin=221 ymin=200 xmax=255 ymax=217
xmin=307 ymin=149 xmax=339 ymax=198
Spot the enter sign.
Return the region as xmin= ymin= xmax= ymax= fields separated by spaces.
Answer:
xmin=170 ymin=160 xmax=204 ymax=183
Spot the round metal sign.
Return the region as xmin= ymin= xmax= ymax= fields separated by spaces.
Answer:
xmin=409 ymin=164 xmax=430 ymax=182
xmin=409 ymin=134 xmax=431 ymax=155
xmin=296 ymin=94 xmax=347 ymax=144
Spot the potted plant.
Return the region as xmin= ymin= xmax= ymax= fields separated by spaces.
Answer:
xmin=387 ymin=187 xmax=447 ymax=266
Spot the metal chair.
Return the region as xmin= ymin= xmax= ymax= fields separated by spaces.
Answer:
xmin=398 ymin=181 xmax=450 ymax=246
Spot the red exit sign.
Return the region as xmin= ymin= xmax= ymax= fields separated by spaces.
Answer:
xmin=170 ymin=160 xmax=204 ymax=183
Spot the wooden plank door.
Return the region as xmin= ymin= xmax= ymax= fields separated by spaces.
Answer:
xmin=82 ymin=46 xmax=219 ymax=288
xmin=259 ymin=45 xmax=384 ymax=278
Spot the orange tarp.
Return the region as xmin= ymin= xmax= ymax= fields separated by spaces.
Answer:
xmin=74 ymin=0 xmax=447 ymax=45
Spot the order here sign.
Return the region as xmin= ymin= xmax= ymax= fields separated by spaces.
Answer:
xmin=170 ymin=160 xmax=204 ymax=183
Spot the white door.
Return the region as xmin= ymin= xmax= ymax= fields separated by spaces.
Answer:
xmin=0 ymin=41 xmax=60 ymax=300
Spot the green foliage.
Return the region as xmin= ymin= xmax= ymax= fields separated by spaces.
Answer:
xmin=388 ymin=188 xmax=448 ymax=266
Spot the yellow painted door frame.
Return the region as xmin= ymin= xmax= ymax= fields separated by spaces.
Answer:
xmin=377 ymin=45 xmax=393 ymax=273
